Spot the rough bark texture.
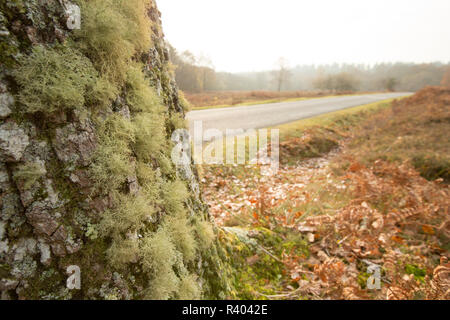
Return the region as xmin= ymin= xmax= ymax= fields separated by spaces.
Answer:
xmin=0 ymin=0 xmax=231 ymax=300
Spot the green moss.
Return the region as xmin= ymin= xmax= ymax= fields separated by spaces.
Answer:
xmin=13 ymin=161 xmax=46 ymax=190
xmin=90 ymin=114 xmax=135 ymax=193
xmin=195 ymin=219 xmax=215 ymax=250
xmin=88 ymin=75 xmax=119 ymax=110
xmin=405 ymin=264 xmax=427 ymax=282
xmin=133 ymin=112 xmax=166 ymax=162
xmin=85 ymin=223 xmax=99 ymax=241
xmin=177 ymin=90 xmax=191 ymax=112
xmin=164 ymin=213 xmax=198 ymax=263
xmin=106 ymin=239 xmax=139 ymax=270
xmin=358 ymin=272 xmax=370 ymax=289
xmin=178 ymin=273 xmax=201 ymax=299
xmin=74 ymin=0 xmax=152 ymax=85
xmin=126 ymin=63 xmax=162 ymax=113
xmin=140 ymin=228 xmax=180 ymax=300
xmin=14 ymin=45 xmax=97 ymax=114
xmin=162 ymin=179 xmax=188 ymax=215
xmin=168 ymin=112 xmax=187 ymax=131
xmin=157 ymin=154 xmax=175 ymax=176
xmin=100 ymin=192 xmax=156 ymax=239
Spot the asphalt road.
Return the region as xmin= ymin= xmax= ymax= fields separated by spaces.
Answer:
xmin=186 ymin=92 xmax=412 ymax=138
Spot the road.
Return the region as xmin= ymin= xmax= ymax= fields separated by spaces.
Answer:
xmin=186 ymin=92 xmax=412 ymax=138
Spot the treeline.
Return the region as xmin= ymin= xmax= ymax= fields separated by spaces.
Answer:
xmin=168 ymin=46 xmax=450 ymax=92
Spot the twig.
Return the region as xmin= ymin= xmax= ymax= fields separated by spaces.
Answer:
xmin=257 ymin=244 xmax=283 ymax=263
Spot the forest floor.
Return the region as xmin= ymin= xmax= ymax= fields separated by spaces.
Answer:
xmin=184 ymin=90 xmax=376 ymax=110
xmin=199 ymin=87 xmax=450 ymax=300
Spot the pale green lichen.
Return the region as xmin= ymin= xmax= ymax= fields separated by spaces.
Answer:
xmin=14 ymin=45 xmax=98 ymax=114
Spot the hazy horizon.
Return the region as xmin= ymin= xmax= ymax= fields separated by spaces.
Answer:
xmin=157 ymin=0 xmax=450 ymax=73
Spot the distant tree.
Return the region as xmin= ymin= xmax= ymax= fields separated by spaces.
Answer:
xmin=273 ymin=58 xmax=291 ymax=92
xmin=383 ymin=77 xmax=398 ymax=92
xmin=313 ymin=72 xmax=358 ymax=92
xmin=313 ymin=75 xmax=334 ymax=91
xmin=441 ymin=67 xmax=450 ymax=88
xmin=169 ymin=42 xmax=449 ymax=92
xmin=333 ymin=72 xmax=359 ymax=91
xmin=168 ymin=45 xmax=218 ymax=93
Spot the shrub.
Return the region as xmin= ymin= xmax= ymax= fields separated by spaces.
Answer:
xmin=14 ymin=45 xmax=97 ymax=114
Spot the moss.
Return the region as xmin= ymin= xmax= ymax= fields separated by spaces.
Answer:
xmin=13 ymin=161 xmax=46 ymax=190
xmin=140 ymin=228 xmax=179 ymax=300
xmin=126 ymin=63 xmax=162 ymax=113
xmin=106 ymin=238 xmax=139 ymax=270
xmin=168 ymin=112 xmax=187 ymax=132
xmin=87 ymin=75 xmax=119 ymax=110
xmin=195 ymin=219 xmax=215 ymax=250
xmin=218 ymin=228 xmax=284 ymax=299
xmin=85 ymin=223 xmax=99 ymax=241
xmin=178 ymin=273 xmax=201 ymax=300
xmin=118 ymin=0 xmax=153 ymax=53
xmin=161 ymin=179 xmax=189 ymax=215
xmin=136 ymin=161 xmax=158 ymax=185
xmin=164 ymin=213 xmax=198 ymax=263
xmin=74 ymin=0 xmax=152 ymax=85
xmin=405 ymin=264 xmax=427 ymax=282
xmin=156 ymin=153 xmax=175 ymax=176
xmin=100 ymin=192 xmax=156 ymax=239
xmin=90 ymin=114 xmax=135 ymax=193
xmin=357 ymin=271 xmax=370 ymax=289
xmin=133 ymin=112 xmax=166 ymax=162
xmin=14 ymin=45 xmax=97 ymax=114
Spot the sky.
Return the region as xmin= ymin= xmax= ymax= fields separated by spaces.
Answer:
xmin=156 ymin=0 xmax=450 ymax=73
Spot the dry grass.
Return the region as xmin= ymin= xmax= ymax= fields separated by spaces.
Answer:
xmin=345 ymin=86 xmax=450 ymax=182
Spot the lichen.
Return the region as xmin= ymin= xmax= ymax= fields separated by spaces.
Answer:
xmin=14 ymin=45 xmax=98 ymax=114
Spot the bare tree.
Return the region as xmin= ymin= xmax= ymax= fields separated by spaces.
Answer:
xmin=273 ymin=57 xmax=291 ymax=92
xmin=383 ymin=77 xmax=398 ymax=92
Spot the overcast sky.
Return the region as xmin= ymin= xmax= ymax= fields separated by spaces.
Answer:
xmin=156 ymin=0 xmax=450 ymax=73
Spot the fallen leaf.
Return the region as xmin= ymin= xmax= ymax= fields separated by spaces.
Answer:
xmin=421 ymin=224 xmax=435 ymax=235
